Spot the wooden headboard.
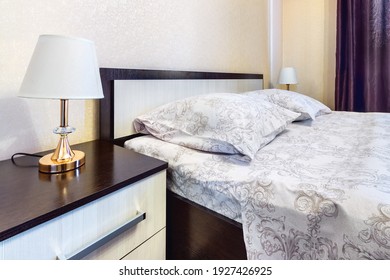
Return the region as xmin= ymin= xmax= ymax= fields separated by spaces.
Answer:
xmin=99 ymin=68 xmax=264 ymax=146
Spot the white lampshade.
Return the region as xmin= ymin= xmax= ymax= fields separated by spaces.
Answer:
xmin=19 ymin=35 xmax=103 ymax=100
xmin=278 ymin=67 xmax=298 ymax=85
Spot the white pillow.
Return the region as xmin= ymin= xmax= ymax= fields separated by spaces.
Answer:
xmin=134 ymin=93 xmax=300 ymax=162
xmin=244 ymin=89 xmax=331 ymax=121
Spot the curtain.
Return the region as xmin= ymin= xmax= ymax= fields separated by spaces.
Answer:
xmin=335 ymin=0 xmax=390 ymax=112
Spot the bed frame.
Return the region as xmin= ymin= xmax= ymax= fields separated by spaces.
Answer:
xmin=99 ymin=68 xmax=263 ymax=259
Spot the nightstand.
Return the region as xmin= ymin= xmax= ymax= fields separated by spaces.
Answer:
xmin=0 ymin=140 xmax=167 ymax=260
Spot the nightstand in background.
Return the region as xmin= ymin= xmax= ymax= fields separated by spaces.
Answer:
xmin=0 ymin=140 xmax=167 ymax=260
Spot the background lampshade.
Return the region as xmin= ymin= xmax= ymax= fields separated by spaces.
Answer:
xmin=278 ymin=67 xmax=298 ymax=85
xmin=18 ymin=35 xmax=103 ymax=100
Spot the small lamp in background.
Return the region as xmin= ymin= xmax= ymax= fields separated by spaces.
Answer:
xmin=278 ymin=67 xmax=298 ymax=90
xmin=18 ymin=35 xmax=103 ymax=174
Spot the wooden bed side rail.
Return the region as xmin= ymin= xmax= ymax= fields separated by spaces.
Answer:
xmin=166 ymin=190 xmax=247 ymax=260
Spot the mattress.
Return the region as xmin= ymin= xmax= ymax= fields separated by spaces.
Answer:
xmin=125 ymin=111 xmax=390 ymax=260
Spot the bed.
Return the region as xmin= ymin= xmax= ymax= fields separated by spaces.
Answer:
xmin=99 ymin=68 xmax=390 ymax=260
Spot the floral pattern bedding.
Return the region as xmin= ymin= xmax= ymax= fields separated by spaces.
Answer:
xmin=125 ymin=111 xmax=390 ymax=260
xmin=134 ymin=92 xmax=299 ymax=162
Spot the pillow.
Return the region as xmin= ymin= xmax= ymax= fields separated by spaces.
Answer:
xmin=244 ymin=89 xmax=331 ymax=121
xmin=134 ymin=93 xmax=300 ymax=162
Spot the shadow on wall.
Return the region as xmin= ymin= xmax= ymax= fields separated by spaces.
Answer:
xmin=0 ymin=95 xmax=39 ymax=161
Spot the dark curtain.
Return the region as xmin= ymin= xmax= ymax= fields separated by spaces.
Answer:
xmin=335 ymin=0 xmax=390 ymax=112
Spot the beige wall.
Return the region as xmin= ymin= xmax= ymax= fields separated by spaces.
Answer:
xmin=281 ymin=0 xmax=337 ymax=108
xmin=268 ymin=0 xmax=283 ymax=88
xmin=324 ymin=0 xmax=337 ymax=109
xmin=0 ymin=0 xmax=269 ymax=160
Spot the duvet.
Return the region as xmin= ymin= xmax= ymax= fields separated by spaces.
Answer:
xmin=126 ymin=111 xmax=390 ymax=260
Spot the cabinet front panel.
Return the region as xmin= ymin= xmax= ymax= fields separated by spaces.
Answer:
xmin=1 ymin=171 xmax=166 ymax=260
xmin=121 ymin=228 xmax=166 ymax=260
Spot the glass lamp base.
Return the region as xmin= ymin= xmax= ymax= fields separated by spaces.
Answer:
xmin=39 ymin=150 xmax=85 ymax=174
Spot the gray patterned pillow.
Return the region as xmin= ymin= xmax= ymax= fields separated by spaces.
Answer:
xmin=134 ymin=93 xmax=299 ymax=162
xmin=244 ymin=89 xmax=331 ymax=121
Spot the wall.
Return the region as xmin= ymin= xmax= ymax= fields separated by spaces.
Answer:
xmin=268 ymin=0 xmax=283 ymax=88
xmin=281 ymin=0 xmax=337 ymax=108
xmin=324 ymin=0 xmax=337 ymax=109
xmin=0 ymin=0 xmax=269 ymax=161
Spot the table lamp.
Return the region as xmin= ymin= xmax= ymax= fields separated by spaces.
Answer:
xmin=18 ymin=35 xmax=103 ymax=174
xmin=278 ymin=67 xmax=298 ymax=90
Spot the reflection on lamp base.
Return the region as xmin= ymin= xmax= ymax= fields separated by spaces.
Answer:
xmin=39 ymin=150 xmax=85 ymax=174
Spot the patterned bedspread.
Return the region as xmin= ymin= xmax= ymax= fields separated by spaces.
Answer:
xmin=125 ymin=111 xmax=390 ymax=260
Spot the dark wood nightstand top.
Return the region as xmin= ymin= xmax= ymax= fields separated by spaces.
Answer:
xmin=0 ymin=140 xmax=167 ymax=241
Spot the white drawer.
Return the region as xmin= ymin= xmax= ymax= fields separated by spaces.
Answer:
xmin=121 ymin=228 xmax=166 ymax=260
xmin=1 ymin=171 xmax=166 ymax=260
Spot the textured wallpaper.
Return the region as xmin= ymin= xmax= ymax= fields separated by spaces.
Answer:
xmin=0 ymin=0 xmax=268 ymax=160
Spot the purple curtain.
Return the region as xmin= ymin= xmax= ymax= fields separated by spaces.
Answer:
xmin=335 ymin=0 xmax=390 ymax=112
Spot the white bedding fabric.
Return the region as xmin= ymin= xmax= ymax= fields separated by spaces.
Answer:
xmin=125 ymin=111 xmax=390 ymax=260
xmin=134 ymin=92 xmax=299 ymax=162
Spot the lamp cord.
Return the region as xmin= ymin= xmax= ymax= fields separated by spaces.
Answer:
xmin=11 ymin=153 xmax=42 ymax=167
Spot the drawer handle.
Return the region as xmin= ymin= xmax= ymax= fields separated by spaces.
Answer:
xmin=57 ymin=211 xmax=146 ymax=260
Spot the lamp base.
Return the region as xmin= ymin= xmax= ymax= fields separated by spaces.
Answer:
xmin=39 ymin=150 xmax=85 ymax=174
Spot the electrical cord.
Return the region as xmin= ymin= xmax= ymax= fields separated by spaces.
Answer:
xmin=11 ymin=152 xmax=42 ymax=167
